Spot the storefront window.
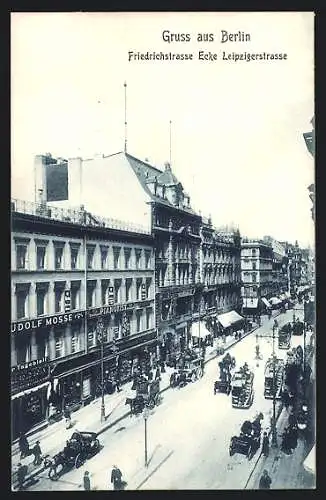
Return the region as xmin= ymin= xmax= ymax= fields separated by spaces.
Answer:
xmin=70 ymin=246 xmax=79 ymax=269
xmin=16 ymin=244 xmax=28 ymax=269
xmin=54 ymin=288 xmax=64 ymax=313
xmin=71 ymin=285 xmax=80 ymax=310
xmin=36 ymin=246 xmax=46 ymax=269
xmin=16 ymin=290 xmax=28 ymax=319
xmin=88 ymin=330 xmax=96 ymax=348
xmin=55 ymin=338 xmax=64 ymax=358
xmin=87 ymin=245 xmax=95 ymax=269
xmin=37 ymin=289 xmax=46 ymax=316
xmin=125 ymin=278 xmax=132 ymax=302
xmin=135 ymin=249 xmax=142 ymax=269
xmin=136 ymin=310 xmax=142 ymax=332
xmin=71 ymin=335 xmax=80 ymax=353
xmin=100 ymin=246 xmax=108 ymax=269
xmin=54 ymin=245 xmax=64 ymax=269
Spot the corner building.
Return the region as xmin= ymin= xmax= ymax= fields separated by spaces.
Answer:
xmin=11 ymin=200 xmax=155 ymax=438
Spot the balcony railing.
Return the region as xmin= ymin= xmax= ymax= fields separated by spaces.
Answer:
xmin=11 ymin=198 xmax=151 ymax=235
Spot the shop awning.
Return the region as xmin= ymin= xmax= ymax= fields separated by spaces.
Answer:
xmin=191 ymin=321 xmax=211 ymax=338
xmin=303 ymin=445 xmax=315 ymax=475
xmin=242 ymin=298 xmax=258 ymax=309
xmin=261 ymin=297 xmax=272 ymax=308
xmin=270 ymin=297 xmax=282 ymax=306
xmin=11 ymin=381 xmax=50 ymax=401
xmin=217 ymin=310 xmax=244 ymax=329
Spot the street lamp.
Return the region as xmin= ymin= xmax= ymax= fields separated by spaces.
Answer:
xmin=96 ymin=317 xmax=106 ymax=423
xmin=271 ymin=324 xmax=278 ymax=448
xmin=143 ymin=407 xmax=149 ymax=467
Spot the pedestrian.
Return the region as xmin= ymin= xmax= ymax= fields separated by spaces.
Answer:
xmin=17 ymin=463 xmax=27 ymax=491
xmin=259 ymin=469 xmax=272 ymax=489
xmin=83 ymin=471 xmax=91 ymax=491
xmin=64 ymin=407 xmax=72 ymax=429
xmin=281 ymin=388 xmax=291 ymax=410
xmin=32 ymin=440 xmax=42 ymax=466
xmin=155 ymin=366 xmax=161 ymax=381
xmin=281 ymin=428 xmax=292 ymax=455
xmin=19 ymin=432 xmax=30 ymax=459
xmin=111 ymin=465 xmax=123 ymax=490
xmin=262 ymin=432 xmax=269 ymax=457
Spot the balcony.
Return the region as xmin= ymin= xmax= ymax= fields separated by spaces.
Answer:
xmin=11 ymin=198 xmax=151 ymax=235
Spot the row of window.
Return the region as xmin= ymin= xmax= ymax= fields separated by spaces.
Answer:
xmin=14 ymin=308 xmax=153 ymax=364
xmin=14 ymin=277 xmax=153 ymax=320
xmin=14 ymin=238 xmax=152 ymax=272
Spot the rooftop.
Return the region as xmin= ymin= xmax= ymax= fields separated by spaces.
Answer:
xmin=11 ymin=198 xmax=151 ymax=235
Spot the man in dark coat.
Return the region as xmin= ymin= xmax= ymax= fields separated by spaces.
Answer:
xmin=17 ymin=463 xmax=27 ymax=490
xmin=259 ymin=470 xmax=272 ymax=489
xmin=262 ymin=432 xmax=269 ymax=457
xmin=19 ymin=433 xmax=29 ymax=459
xmin=83 ymin=471 xmax=91 ymax=490
xmin=111 ymin=465 xmax=123 ymax=490
xmin=32 ymin=440 xmax=42 ymax=466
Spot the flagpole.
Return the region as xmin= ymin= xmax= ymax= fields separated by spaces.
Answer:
xmin=124 ymin=82 xmax=128 ymax=153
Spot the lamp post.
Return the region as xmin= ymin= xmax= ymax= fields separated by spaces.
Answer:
xmin=143 ymin=407 xmax=149 ymax=467
xmin=96 ymin=317 xmax=106 ymax=423
xmin=271 ymin=324 xmax=278 ymax=447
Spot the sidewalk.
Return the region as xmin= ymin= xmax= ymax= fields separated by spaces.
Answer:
xmin=245 ymin=407 xmax=315 ymax=489
xmin=11 ymin=312 xmax=279 ymax=490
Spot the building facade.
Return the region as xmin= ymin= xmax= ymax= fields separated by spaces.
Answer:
xmin=11 ymin=199 xmax=155 ymax=439
xmin=240 ymin=238 xmax=274 ymax=315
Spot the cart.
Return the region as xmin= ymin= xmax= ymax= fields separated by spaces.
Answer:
xmin=43 ymin=431 xmax=100 ymax=481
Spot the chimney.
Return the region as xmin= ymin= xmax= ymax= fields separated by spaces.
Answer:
xmin=164 ymin=161 xmax=171 ymax=171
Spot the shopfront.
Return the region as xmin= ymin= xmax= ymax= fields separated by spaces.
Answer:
xmin=217 ymin=310 xmax=245 ymax=335
xmin=12 ymin=382 xmax=50 ymax=440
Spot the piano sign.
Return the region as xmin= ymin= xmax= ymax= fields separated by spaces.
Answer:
xmin=108 ymin=286 xmax=115 ymax=305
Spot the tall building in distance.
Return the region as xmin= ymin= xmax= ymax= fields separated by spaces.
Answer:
xmin=240 ymin=238 xmax=274 ymax=316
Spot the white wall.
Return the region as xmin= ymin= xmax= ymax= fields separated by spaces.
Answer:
xmin=48 ymin=153 xmax=152 ymax=231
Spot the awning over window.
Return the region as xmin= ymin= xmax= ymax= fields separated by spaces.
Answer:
xmin=11 ymin=381 xmax=50 ymax=401
xmin=261 ymin=297 xmax=272 ymax=308
xmin=217 ymin=310 xmax=244 ymax=329
xmin=242 ymin=298 xmax=258 ymax=308
xmin=270 ymin=297 xmax=282 ymax=306
xmin=191 ymin=321 xmax=211 ymax=339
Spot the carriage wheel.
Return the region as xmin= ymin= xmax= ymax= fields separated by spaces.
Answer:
xmin=75 ymin=453 xmax=84 ymax=469
xmin=48 ymin=465 xmax=59 ymax=481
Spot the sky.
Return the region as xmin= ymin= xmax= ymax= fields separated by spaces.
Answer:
xmin=11 ymin=12 xmax=314 ymax=248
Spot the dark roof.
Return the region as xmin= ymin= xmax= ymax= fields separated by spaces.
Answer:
xmin=125 ymin=153 xmax=199 ymax=217
xmin=156 ymin=167 xmax=180 ymax=187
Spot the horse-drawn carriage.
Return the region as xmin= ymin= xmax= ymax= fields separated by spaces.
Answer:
xmin=278 ymin=324 xmax=291 ymax=349
xmin=170 ymin=356 xmax=204 ymax=388
xmin=229 ymin=413 xmax=264 ymax=459
xmin=43 ymin=431 xmax=100 ymax=480
xmin=214 ymin=353 xmax=236 ymax=395
xmin=231 ymin=365 xmax=254 ymax=408
xmin=264 ymin=357 xmax=284 ymax=399
xmin=292 ymin=320 xmax=304 ymax=336
xmin=125 ymin=378 xmax=161 ymax=415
